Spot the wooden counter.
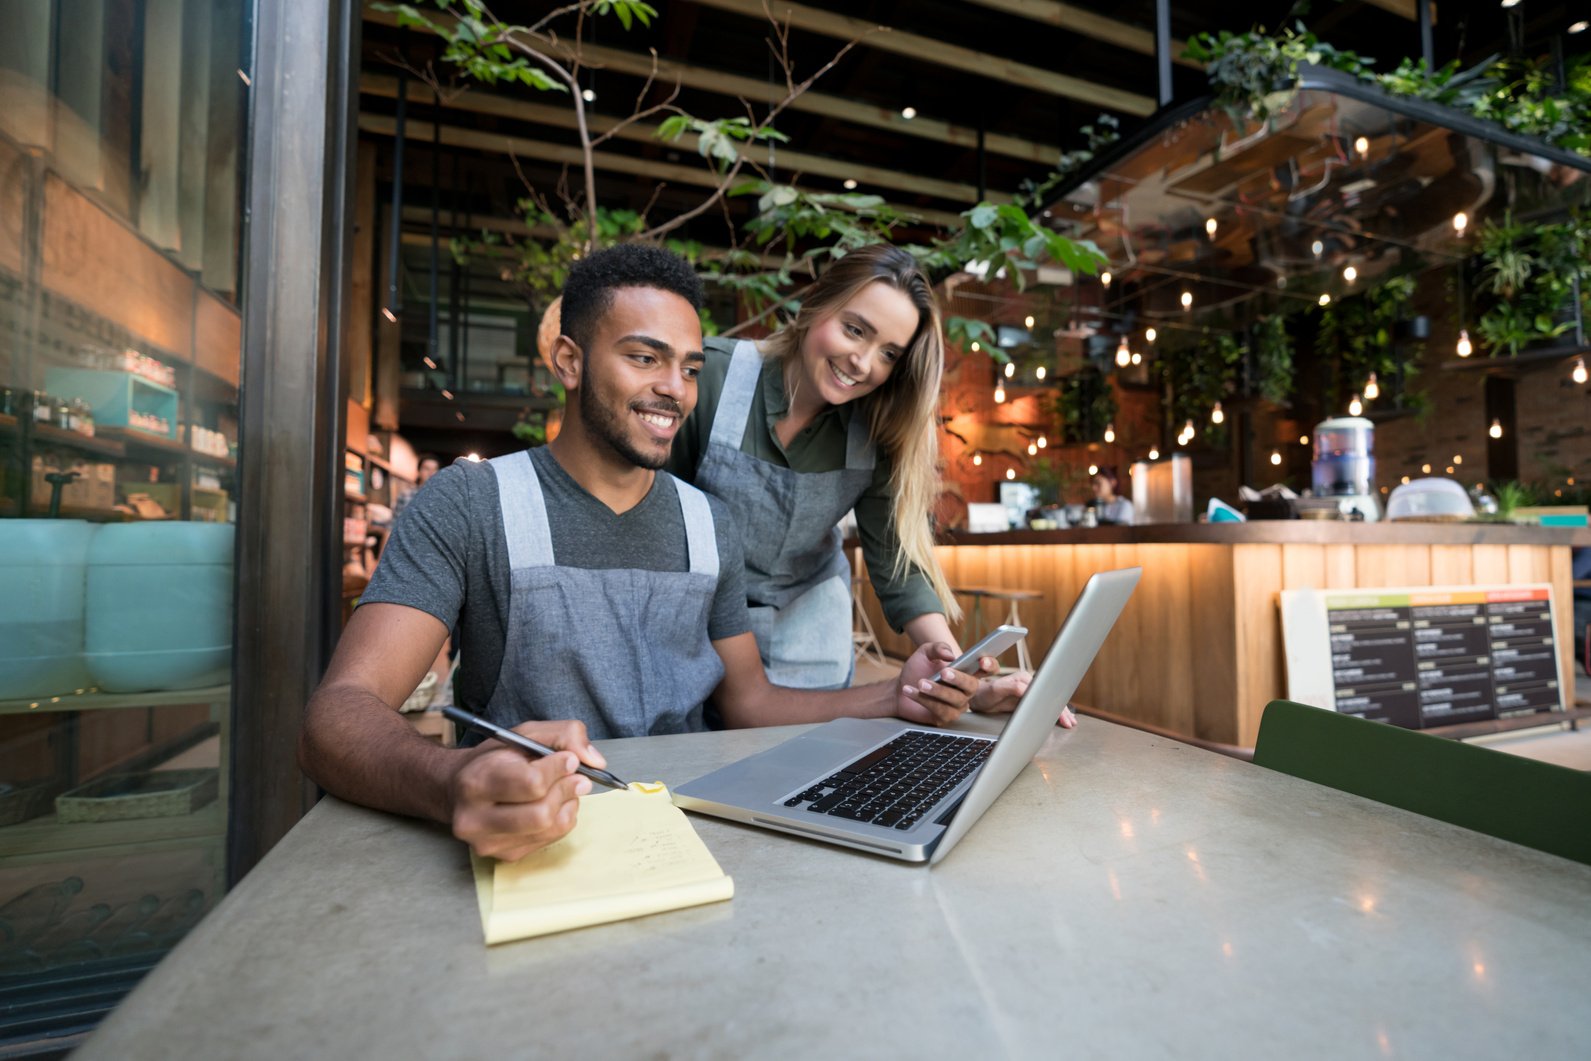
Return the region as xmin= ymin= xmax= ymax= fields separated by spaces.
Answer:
xmin=856 ymin=522 xmax=1590 ymax=747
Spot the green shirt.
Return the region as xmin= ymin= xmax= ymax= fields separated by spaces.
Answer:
xmin=664 ymin=337 xmax=943 ymax=632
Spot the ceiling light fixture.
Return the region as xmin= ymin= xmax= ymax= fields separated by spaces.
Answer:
xmin=1571 ymin=21 xmax=1589 ymax=34
xmin=1456 ymin=329 xmax=1472 ymax=357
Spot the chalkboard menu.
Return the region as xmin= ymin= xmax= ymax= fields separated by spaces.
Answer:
xmin=1281 ymin=585 xmax=1565 ymax=729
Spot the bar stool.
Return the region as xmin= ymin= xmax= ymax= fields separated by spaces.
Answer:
xmin=852 ymin=577 xmax=888 ymax=669
xmin=952 ymin=585 xmax=1042 ymax=671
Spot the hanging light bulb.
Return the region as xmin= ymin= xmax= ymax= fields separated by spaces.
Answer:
xmin=1353 ymin=135 xmax=1370 ymax=157
xmin=1145 ymin=327 xmax=1157 ymax=343
xmin=1088 ymin=464 xmax=1099 ymax=476
xmin=1027 ymin=443 xmax=1038 ymax=456
xmin=1116 ymin=337 xmax=1131 ymax=366
xmin=1004 ymin=362 xmax=1015 ymax=378
xmin=1300 ymin=435 xmax=1310 ymax=445
xmin=1489 ymin=419 xmax=1503 ymax=439
xmin=1363 ymin=372 xmax=1379 ymax=400
xmin=1037 ymin=435 xmax=1047 ymax=448
xmin=1421 ymin=463 xmax=1432 ymax=474
xmin=1311 ymin=239 xmax=1324 ymax=257
xmin=1205 ymin=217 xmax=1218 ymax=238
xmin=972 ymin=452 xmax=983 ymax=466
xmin=1035 ymin=365 xmax=1047 ymax=380
xmin=1183 ymin=418 xmax=1196 ymax=440
xmin=1100 ymin=270 xmax=1112 ymax=287
xmin=1348 ymin=394 xmax=1363 ymax=416
xmin=970 ymin=341 xmax=981 ymax=354
xmin=1270 ymin=450 xmax=1282 ymax=466
xmin=1573 ymin=356 xmax=1588 ymax=384
xmin=994 ymin=384 xmax=1006 ymax=403
xmin=1130 ymin=351 xmax=1142 ymax=365
xmin=1103 ymin=423 xmax=1116 ymax=443
xmin=1024 ymin=315 xmax=1035 ymax=329
xmin=1148 ymin=447 xmax=1160 ymax=460
xmin=1454 ymin=455 xmax=1463 ymax=465
xmin=1210 ymin=402 xmax=1225 ymax=425
xmin=1456 ymin=329 xmax=1472 ymax=357
xmin=1006 ymin=468 xmax=1016 ymax=480
xmin=1180 ymin=290 xmax=1193 ymax=310
xmin=1342 ymin=265 xmax=1358 ymax=283
xmin=1452 ymin=211 xmax=1468 ymax=234
xmin=1318 ymin=293 xmax=1332 ymax=307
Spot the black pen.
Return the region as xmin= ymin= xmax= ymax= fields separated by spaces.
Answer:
xmin=440 ymin=706 xmax=630 ymax=790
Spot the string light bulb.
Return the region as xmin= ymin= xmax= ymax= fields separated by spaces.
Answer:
xmin=1035 ymin=365 xmax=1047 ymax=380
xmin=1181 ymin=418 xmax=1195 ymax=442
xmin=1024 ymin=315 xmax=1035 ymax=329
xmin=1354 ymin=135 xmax=1369 ymax=157
xmin=1100 ymin=270 xmax=1112 ymax=287
xmin=1454 ymin=455 xmax=1463 ymax=465
xmin=1343 ymin=265 xmax=1358 ymax=283
xmin=1103 ymin=423 xmax=1116 ymax=443
xmin=1005 ymin=468 xmax=1016 ymax=480
xmin=1180 ymin=290 xmax=1193 ymax=310
xmin=1348 ymin=394 xmax=1363 ymax=416
xmin=1004 ymin=362 xmax=1015 ymax=378
xmin=1363 ymin=372 xmax=1379 ymax=400
xmin=1311 ymin=239 xmax=1324 ymax=257
xmin=972 ymin=452 xmax=983 ymax=466
xmin=1489 ymin=419 xmax=1503 ymax=439
xmin=1456 ymin=329 xmax=1472 ymax=357
xmin=1028 ymin=443 xmax=1038 ymax=456
xmin=1148 ymin=447 xmax=1160 ymax=460
xmin=1300 ymin=435 xmax=1310 ymax=445
xmin=1318 ymin=293 xmax=1332 ymax=307
xmin=1453 ymin=211 xmax=1468 ymax=234
xmin=1573 ymin=357 xmax=1588 ymax=384
xmin=1205 ymin=217 xmax=1218 ymax=238
xmin=1116 ymin=337 xmax=1131 ymax=366
xmin=1210 ymin=401 xmax=1225 ymax=425
xmin=994 ymin=384 xmax=1006 ymax=403
xmin=1270 ymin=450 xmax=1282 ymax=466
xmin=1131 ymin=351 xmax=1142 ymax=365
xmin=971 ymin=341 xmax=981 ymax=353
xmin=1037 ymin=435 xmax=1047 ymax=448
xmin=1145 ymin=327 xmax=1157 ymax=343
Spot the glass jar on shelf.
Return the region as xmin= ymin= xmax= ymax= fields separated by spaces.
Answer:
xmin=54 ymin=394 xmax=74 ymax=430
xmin=32 ymin=390 xmax=53 ymax=423
xmin=72 ymin=398 xmax=95 ymax=437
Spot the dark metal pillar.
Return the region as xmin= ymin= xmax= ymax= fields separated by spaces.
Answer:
xmin=1155 ymin=0 xmax=1173 ymax=107
xmin=1417 ymin=0 xmax=1433 ymax=69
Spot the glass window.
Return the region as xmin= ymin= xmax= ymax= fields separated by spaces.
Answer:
xmin=0 ymin=1 xmax=249 ymax=1049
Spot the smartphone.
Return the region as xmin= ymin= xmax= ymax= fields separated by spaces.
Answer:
xmin=938 ymin=624 xmax=1028 ymax=679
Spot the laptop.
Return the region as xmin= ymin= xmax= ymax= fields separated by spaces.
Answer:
xmin=674 ymin=567 xmax=1141 ymax=864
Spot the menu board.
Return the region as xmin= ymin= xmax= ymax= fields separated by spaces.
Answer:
xmin=1280 ymin=585 xmax=1564 ymax=729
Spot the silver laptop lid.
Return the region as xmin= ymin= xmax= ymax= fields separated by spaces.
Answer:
xmin=929 ymin=567 xmax=1141 ymax=865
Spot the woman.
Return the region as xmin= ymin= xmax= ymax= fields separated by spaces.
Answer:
xmin=1088 ymin=465 xmax=1134 ymax=525
xmin=665 ymin=244 xmax=968 ymax=691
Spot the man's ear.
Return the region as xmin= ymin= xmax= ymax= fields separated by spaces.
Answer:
xmin=550 ymin=335 xmax=582 ymax=391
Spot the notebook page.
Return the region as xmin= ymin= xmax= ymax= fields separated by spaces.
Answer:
xmin=471 ymin=782 xmax=733 ymax=943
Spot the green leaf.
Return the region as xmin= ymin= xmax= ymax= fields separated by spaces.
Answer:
xmin=968 ymin=204 xmax=999 ymax=230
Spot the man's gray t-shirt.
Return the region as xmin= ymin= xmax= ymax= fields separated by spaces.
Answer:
xmin=361 ymin=446 xmax=750 ymax=718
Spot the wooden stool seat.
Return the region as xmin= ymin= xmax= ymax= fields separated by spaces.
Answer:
xmin=951 ymin=585 xmax=1043 ymax=671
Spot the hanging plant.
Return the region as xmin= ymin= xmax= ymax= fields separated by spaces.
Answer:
xmin=1251 ymin=314 xmax=1295 ymax=405
xmin=1314 ymin=274 xmax=1425 ymax=412
xmin=1056 ymin=369 xmax=1117 ymax=444
xmin=1473 ymin=213 xmax=1590 ymax=357
xmin=1163 ymin=330 xmax=1243 ymax=447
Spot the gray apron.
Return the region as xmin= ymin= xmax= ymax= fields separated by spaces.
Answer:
xmin=476 ymin=452 xmax=725 ymax=741
xmin=693 ymin=340 xmax=876 ymax=689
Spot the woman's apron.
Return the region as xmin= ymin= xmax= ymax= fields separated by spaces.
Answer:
xmin=693 ymin=340 xmax=876 ymax=689
xmin=473 ymin=451 xmax=726 ymax=741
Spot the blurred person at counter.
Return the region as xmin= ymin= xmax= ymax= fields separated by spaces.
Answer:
xmin=1574 ymin=545 xmax=1590 ymax=666
xmin=664 ymin=244 xmax=969 ymax=690
xmin=392 ymin=453 xmax=442 ymax=520
xmin=300 ymin=244 xmax=1018 ymax=862
xmin=1087 ymin=465 xmax=1134 ymax=525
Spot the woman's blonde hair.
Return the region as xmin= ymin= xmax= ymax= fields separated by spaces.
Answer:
xmin=763 ymin=244 xmax=960 ymax=623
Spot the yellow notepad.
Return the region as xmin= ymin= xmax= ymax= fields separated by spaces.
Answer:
xmin=471 ymin=781 xmax=733 ymax=944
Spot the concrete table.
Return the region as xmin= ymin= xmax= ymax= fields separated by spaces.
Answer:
xmin=80 ymin=718 xmax=1591 ymax=1059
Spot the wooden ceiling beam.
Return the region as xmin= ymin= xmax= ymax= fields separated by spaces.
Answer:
xmin=358 ymin=113 xmax=970 ymax=228
xmin=957 ymin=0 xmax=1202 ymax=69
xmin=687 ymin=0 xmax=1156 ymax=115
xmin=1362 ymin=0 xmax=1420 ymax=19
xmin=362 ymin=73 xmax=1009 ymax=206
xmin=361 ymin=8 xmax=1064 ymax=166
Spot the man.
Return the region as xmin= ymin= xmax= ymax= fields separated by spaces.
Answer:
xmin=391 ymin=453 xmax=441 ymax=521
xmin=300 ymin=244 xmax=1017 ymax=863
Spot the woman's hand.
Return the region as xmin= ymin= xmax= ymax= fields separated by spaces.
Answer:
xmin=895 ymin=641 xmax=986 ymax=725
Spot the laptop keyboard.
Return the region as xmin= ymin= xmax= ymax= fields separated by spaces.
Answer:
xmin=781 ymin=730 xmax=995 ymax=830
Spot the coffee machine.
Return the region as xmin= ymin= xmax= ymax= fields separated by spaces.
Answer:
xmin=1310 ymin=416 xmax=1380 ymax=521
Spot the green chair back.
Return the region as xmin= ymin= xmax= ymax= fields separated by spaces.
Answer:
xmin=1253 ymin=700 xmax=1591 ymax=866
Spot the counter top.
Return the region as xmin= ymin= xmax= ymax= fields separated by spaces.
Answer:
xmin=81 ymin=718 xmax=1591 ymax=1059
xmin=939 ymin=521 xmax=1591 ymax=547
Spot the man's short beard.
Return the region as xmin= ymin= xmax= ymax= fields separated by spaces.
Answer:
xmin=580 ymin=373 xmax=669 ymax=470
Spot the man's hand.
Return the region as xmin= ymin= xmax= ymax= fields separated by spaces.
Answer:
xmin=966 ymin=673 xmax=1077 ymax=728
xmin=447 ymin=720 xmax=608 ymax=862
xmin=896 ymin=642 xmax=988 ymax=726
